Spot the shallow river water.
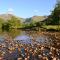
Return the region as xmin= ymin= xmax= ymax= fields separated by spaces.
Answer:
xmin=0 ymin=29 xmax=56 ymax=46
xmin=0 ymin=29 xmax=60 ymax=60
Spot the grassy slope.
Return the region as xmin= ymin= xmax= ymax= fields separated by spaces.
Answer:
xmin=42 ymin=25 xmax=60 ymax=31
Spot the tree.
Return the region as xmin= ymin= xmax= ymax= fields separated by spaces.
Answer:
xmin=2 ymin=22 xmax=10 ymax=31
xmin=0 ymin=18 xmax=4 ymax=28
xmin=51 ymin=1 xmax=60 ymax=25
xmin=7 ymin=16 xmax=21 ymax=28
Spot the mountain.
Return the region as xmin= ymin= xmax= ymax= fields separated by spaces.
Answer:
xmin=24 ymin=16 xmax=47 ymax=24
xmin=0 ymin=13 xmax=47 ymax=24
xmin=0 ymin=14 xmax=24 ymax=22
xmin=32 ymin=16 xmax=47 ymax=22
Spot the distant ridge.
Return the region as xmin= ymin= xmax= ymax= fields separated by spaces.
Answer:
xmin=24 ymin=16 xmax=47 ymax=24
xmin=0 ymin=14 xmax=14 ymax=21
xmin=0 ymin=13 xmax=24 ymax=22
xmin=0 ymin=13 xmax=47 ymax=23
xmin=31 ymin=16 xmax=47 ymax=22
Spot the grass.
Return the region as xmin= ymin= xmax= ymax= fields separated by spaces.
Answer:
xmin=42 ymin=25 xmax=60 ymax=31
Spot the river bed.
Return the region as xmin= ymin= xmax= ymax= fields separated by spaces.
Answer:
xmin=0 ymin=29 xmax=60 ymax=60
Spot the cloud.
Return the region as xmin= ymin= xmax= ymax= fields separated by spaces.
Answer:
xmin=7 ymin=8 xmax=14 ymax=14
xmin=8 ymin=8 xmax=13 ymax=12
xmin=33 ymin=10 xmax=39 ymax=15
xmin=34 ymin=10 xmax=39 ymax=13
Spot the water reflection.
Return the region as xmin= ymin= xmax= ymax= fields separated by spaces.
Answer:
xmin=7 ymin=29 xmax=21 ymax=38
xmin=14 ymin=35 xmax=32 ymax=44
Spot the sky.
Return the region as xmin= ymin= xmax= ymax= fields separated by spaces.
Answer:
xmin=0 ymin=0 xmax=56 ymax=18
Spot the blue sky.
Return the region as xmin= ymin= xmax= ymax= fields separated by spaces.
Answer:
xmin=0 ymin=0 xmax=56 ymax=18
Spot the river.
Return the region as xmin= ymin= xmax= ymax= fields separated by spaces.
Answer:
xmin=0 ymin=29 xmax=60 ymax=60
xmin=0 ymin=29 xmax=60 ymax=47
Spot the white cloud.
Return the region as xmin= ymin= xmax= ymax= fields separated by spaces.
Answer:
xmin=34 ymin=10 xmax=39 ymax=13
xmin=7 ymin=8 xmax=14 ymax=14
xmin=33 ymin=10 xmax=39 ymax=15
xmin=8 ymin=8 xmax=13 ymax=12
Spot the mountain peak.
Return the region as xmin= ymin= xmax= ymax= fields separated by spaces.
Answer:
xmin=32 ymin=16 xmax=47 ymax=22
xmin=0 ymin=13 xmax=15 ymax=21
